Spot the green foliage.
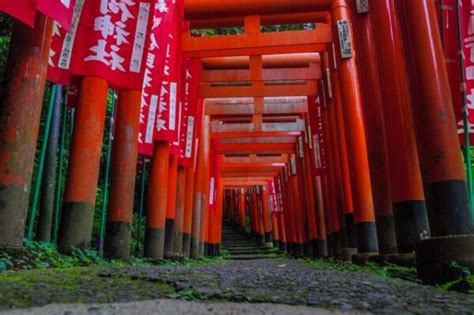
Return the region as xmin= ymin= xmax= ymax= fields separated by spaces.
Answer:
xmin=167 ymin=288 xmax=212 ymax=301
xmin=304 ymin=258 xmax=418 ymax=283
xmin=435 ymin=261 xmax=474 ymax=294
xmin=0 ymin=239 xmax=225 ymax=272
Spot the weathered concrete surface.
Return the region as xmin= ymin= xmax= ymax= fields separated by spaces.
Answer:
xmin=2 ymin=299 xmax=342 ymax=315
xmin=106 ymin=259 xmax=474 ymax=314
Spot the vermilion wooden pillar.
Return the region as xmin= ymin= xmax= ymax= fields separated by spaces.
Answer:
xmin=59 ymin=77 xmax=108 ymax=253
xmin=182 ymin=166 xmax=195 ymax=255
xmin=369 ymin=0 xmax=430 ymax=254
xmin=331 ymin=0 xmax=378 ymax=254
xmin=271 ymin=211 xmax=280 ymax=249
xmin=289 ymin=168 xmax=305 ymax=256
xmin=0 ymin=14 xmax=53 ymax=247
xmin=302 ymin=135 xmax=319 ymax=256
xmin=295 ymin=144 xmax=313 ymax=257
xmin=281 ymin=179 xmax=292 ymax=253
xmin=145 ymin=141 xmax=170 ymax=259
xmin=261 ymin=186 xmax=272 ymax=243
xmin=164 ymin=154 xmax=179 ymax=257
xmin=398 ymin=0 xmax=474 ymax=283
xmin=239 ymin=188 xmax=246 ymax=231
xmin=349 ymin=0 xmax=397 ymax=255
xmin=174 ymin=166 xmax=186 ymax=254
xmin=105 ymin=90 xmax=141 ymax=259
xmin=255 ymin=187 xmax=265 ymax=243
xmin=313 ymin=175 xmax=328 ymax=256
xmin=325 ymin=53 xmax=356 ymax=249
xmin=191 ymin=121 xmax=206 ymax=258
xmin=327 ymin=89 xmax=348 ymax=253
xmin=325 ymin=111 xmax=342 ymax=256
xmin=208 ymin=177 xmax=223 ymax=256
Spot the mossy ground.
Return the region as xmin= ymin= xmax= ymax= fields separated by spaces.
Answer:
xmin=0 ymin=267 xmax=176 ymax=310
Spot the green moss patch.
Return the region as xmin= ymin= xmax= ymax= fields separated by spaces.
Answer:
xmin=0 ymin=267 xmax=175 ymax=310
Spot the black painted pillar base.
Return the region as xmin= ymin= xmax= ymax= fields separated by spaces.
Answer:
xmin=315 ymin=239 xmax=328 ymax=257
xmin=295 ymin=243 xmax=305 ymax=257
xmin=203 ymin=242 xmax=209 ymax=257
xmin=190 ymin=236 xmax=200 ymax=259
xmin=416 ymin=234 xmax=474 ymax=285
xmin=424 ymin=180 xmax=474 ymax=236
xmin=273 ymin=239 xmax=280 ymax=249
xmin=256 ymin=233 xmax=265 ymax=244
xmin=104 ymin=221 xmax=131 ymax=260
xmin=144 ymin=227 xmax=165 ymax=260
xmin=304 ymin=239 xmax=315 ymax=257
xmin=355 ymin=221 xmax=379 ymax=254
xmin=264 ymin=232 xmax=273 ymax=243
xmin=331 ymin=231 xmax=341 ymax=256
xmin=393 ymin=200 xmax=430 ymax=253
xmin=279 ymin=241 xmax=287 ymax=253
xmin=345 ymin=213 xmax=357 ymax=248
xmin=327 ymin=234 xmax=333 ymax=257
xmin=58 ymin=202 xmax=94 ymax=253
xmin=164 ymin=219 xmax=175 ymax=257
xmin=375 ymin=214 xmax=398 ymax=255
xmin=182 ymin=233 xmax=191 ymax=256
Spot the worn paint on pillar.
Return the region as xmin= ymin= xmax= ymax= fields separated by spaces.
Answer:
xmin=58 ymin=77 xmax=108 ymax=253
xmin=350 ymin=0 xmax=397 ymax=255
xmin=164 ymin=154 xmax=179 ymax=257
xmin=105 ymin=90 xmax=141 ymax=259
xmin=331 ymin=0 xmax=378 ymax=253
xmin=0 ymin=14 xmax=53 ymax=247
xmin=369 ymin=0 xmax=431 ymax=253
xmin=145 ymin=141 xmax=170 ymax=260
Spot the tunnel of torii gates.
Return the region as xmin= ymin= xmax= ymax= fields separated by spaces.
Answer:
xmin=0 ymin=0 xmax=474 ymax=285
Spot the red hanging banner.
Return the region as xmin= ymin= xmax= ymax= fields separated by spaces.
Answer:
xmin=178 ymin=57 xmax=202 ymax=166
xmin=208 ymin=140 xmax=220 ymax=212
xmin=47 ymin=0 xmax=85 ymax=85
xmin=276 ymin=174 xmax=284 ymax=213
xmin=267 ymin=179 xmax=278 ymax=213
xmin=154 ymin=0 xmax=184 ymax=144
xmin=38 ymin=0 xmax=76 ymax=31
xmin=70 ymin=0 xmax=152 ymax=91
xmin=0 ymin=0 xmax=36 ymax=27
xmin=307 ymin=95 xmax=327 ymax=176
xmin=137 ymin=0 xmax=183 ymax=156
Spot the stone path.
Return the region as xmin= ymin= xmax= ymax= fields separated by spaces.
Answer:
xmin=105 ymin=259 xmax=474 ymax=314
xmin=0 ymin=258 xmax=473 ymax=314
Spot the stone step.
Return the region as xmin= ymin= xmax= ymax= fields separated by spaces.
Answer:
xmin=226 ymin=250 xmax=272 ymax=255
xmin=224 ymin=254 xmax=271 ymax=260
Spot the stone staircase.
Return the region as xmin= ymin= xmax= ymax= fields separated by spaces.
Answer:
xmin=222 ymin=224 xmax=275 ymax=260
